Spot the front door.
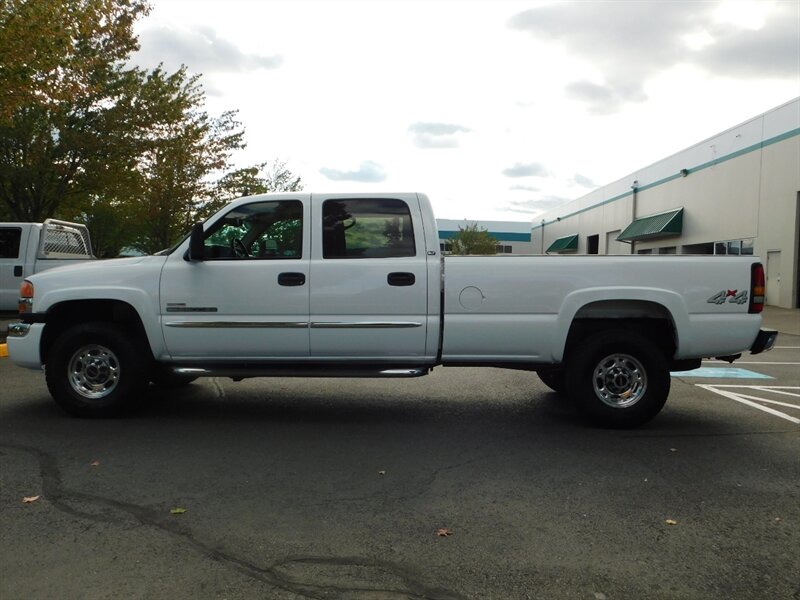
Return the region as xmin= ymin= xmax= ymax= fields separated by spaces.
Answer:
xmin=160 ymin=196 xmax=310 ymax=359
xmin=308 ymin=195 xmax=429 ymax=362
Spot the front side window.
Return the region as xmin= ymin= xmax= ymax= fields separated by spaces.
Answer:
xmin=0 ymin=228 xmax=21 ymax=259
xmin=203 ymin=200 xmax=303 ymax=260
xmin=322 ymin=198 xmax=415 ymax=259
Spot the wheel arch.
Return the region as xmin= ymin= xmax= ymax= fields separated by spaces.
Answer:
xmin=41 ymin=300 xmax=154 ymax=365
xmin=558 ymin=298 xmax=680 ymax=364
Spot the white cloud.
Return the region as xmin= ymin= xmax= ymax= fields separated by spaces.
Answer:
xmin=133 ymin=25 xmax=283 ymax=74
xmin=509 ymin=1 xmax=798 ymax=114
xmin=407 ymin=122 xmax=472 ymax=149
xmin=133 ymin=0 xmax=799 ymax=222
xmin=502 ymin=162 xmax=549 ymax=178
xmin=319 ymin=161 xmax=388 ymax=183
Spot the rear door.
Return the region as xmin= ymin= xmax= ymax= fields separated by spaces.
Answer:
xmin=308 ymin=194 xmax=429 ymax=362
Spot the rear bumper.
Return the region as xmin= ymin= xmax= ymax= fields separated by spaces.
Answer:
xmin=750 ymin=328 xmax=778 ymax=355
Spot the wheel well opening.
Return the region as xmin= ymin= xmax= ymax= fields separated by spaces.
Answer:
xmin=41 ymin=300 xmax=151 ymax=364
xmin=565 ymin=300 xmax=677 ymax=360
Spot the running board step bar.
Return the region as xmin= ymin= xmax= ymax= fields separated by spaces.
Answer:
xmin=168 ymin=365 xmax=431 ymax=380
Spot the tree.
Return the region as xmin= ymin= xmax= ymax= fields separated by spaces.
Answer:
xmin=0 ymin=0 xmax=149 ymax=123
xmin=0 ymin=0 xmax=150 ymax=222
xmin=121 ymin=67 xmax=249 ymax=254
xmin=0 ymin=0 xmax=303 ymax=257
xmin=205 ymin=159 xmax=304 ymax=218
xmin=449 ymin=223 xmax=498 ymax=255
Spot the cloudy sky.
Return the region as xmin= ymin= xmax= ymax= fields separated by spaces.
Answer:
xmin=132 ymin=0 xmax=800 ymax=222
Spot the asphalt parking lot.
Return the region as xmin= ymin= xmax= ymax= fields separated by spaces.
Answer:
xmin=1 ymin=313 xmax=798 ymax=600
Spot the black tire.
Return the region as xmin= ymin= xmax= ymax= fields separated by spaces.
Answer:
xmin=565 ymin=330 xmax=670 ymax=428
xmin=537 ymin=369 xmax=566 ymax=394
xmin=45 ymin=322 xmax=149 ymax=417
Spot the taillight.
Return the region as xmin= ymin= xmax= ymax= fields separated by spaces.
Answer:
xmin=18 ymin=280 xmax=34 ymax=315
xmin=750 ymin=263 xmax=765 ymax=314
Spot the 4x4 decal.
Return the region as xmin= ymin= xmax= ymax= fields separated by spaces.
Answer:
xmin=707 ymin=289 xmax=748 ymax=305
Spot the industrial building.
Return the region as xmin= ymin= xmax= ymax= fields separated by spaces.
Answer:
xmin=531 ymin=97 xmax=800 ymax=309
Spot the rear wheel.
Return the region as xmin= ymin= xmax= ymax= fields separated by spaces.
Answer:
xmin=46 ymin=322 xmax=149 ymax=417
xmin=565 ymin=330 xmax=670 ymax=428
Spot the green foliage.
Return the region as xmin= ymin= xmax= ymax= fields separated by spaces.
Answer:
xmin=0 ymin=0 xmax=150 ymax=123
xmin=0 ymin=0 xmax=303 ymax=256
xmin=122 ymin=67 xmax=248 ymax=254
xmin=0 ymin=0 xmax=148 ymax=222
xmin=449 ymin=223 xmax=498 ymax=255
xmin=204 ymin=159 xmax=304 ymax=219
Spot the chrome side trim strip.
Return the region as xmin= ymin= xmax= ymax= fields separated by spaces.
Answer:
xmin=164 ymin=321 xmax=309 ymax=329
xmin=164 ymin=321 xmax=423 ymax=329
xmin=310 ymin=321 xmax=423 ymax=329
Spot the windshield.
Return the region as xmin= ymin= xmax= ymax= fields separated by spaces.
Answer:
xmin=156 ymin=230 xmax=193 ymax=256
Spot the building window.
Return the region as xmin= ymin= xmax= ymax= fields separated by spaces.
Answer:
xmin=495 ymin=244 xmax=512 ymax=254
xmin=440 ymin=242 xmax=452 ymax=253
xmin=681 ymin=242 xmax=714 ymax=254
xmin=713 ymin=238 xmax=754 ymax=255
xmin=659 ymin=247 xmax=676 ymax=254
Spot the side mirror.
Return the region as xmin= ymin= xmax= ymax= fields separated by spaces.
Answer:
xmin=188 ymin=223 xmax=205 ymax=261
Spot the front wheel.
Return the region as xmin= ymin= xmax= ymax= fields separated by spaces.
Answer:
xmin=537 ymin=369 xmax=566 ymax=394
xmin=565 ymin=330 xmax=670 ymax=428
xmin=45 ymin=323 xmax=149 ymax=417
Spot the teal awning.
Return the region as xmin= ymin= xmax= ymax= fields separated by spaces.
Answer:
xmin=547 ymin=234 xmax=579 ymax=253
xmin=617 ymin=208 xmax=684 ymax=242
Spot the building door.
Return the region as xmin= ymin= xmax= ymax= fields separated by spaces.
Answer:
xmin=766 ymin=251 xmax=781 ymax=306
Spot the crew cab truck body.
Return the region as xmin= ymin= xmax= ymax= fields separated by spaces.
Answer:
xmin=8 ymin=192 xmax=777 ymax=427
xmin=0 ymin=220 xmax=94 ymax=311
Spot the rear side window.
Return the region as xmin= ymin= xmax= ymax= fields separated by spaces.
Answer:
xmin=322 ymin=199 xmax=416 ymax=259
xmin=0 ymin=228 xmax=21 ymax=259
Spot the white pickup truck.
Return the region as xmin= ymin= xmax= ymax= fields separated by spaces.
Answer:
xmin=0 ymin=220 xmax=94 ymax=311
xmin=8 ymin=193 xmax=777 ymax=427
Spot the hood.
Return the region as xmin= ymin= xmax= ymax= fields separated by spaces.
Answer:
xmin=29 ymin=255 xmax=166 ymax=283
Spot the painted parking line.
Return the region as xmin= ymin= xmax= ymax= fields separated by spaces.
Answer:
xmin=706 ymin=360 xmax=800 ymax=366
xmin=696 ymin=385 xmax=800 ymax=425
xmin=672 ymin=367 xmax=772 ymax=379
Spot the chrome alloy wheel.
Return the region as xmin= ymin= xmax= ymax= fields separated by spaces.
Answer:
xmin=592 ymin=353 xmax=648 ymax=409
xmin=67 ymin=344 xmax=120 ymax=399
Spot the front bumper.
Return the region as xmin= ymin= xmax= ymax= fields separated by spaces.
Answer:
xmin=6 ymin=322 xmax=45 ymax=369
xmin=750 ymin=328 xmax=778 ymax=355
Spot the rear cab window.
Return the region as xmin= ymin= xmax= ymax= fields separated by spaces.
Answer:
xmin=322 ymin=198 xmax=416 ymax=259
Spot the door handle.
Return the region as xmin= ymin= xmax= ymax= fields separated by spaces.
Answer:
xmin=278 ymin=272 xmax=306 ymax=286
xmin=387 ymin=272 xmax=415 ymax=286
